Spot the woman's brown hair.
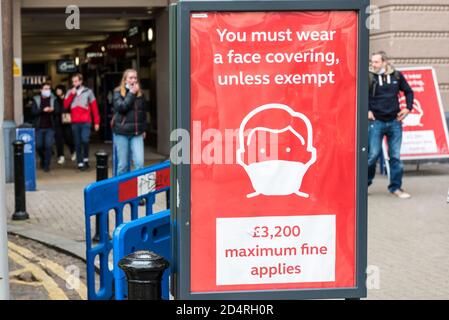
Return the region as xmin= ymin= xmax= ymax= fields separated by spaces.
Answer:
xmin=119 ymin=69 xmax=142 ymax=97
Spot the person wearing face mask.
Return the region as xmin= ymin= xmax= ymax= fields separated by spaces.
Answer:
xmin=368 ymin=51 xmax=414 ymax=199
xmin=64 ymin=73 xmax=100 ymax=171
xmin=31 ymin=82 xmax=61 ymax=172
xmin=112 ymin=69 xmax=147 ymax=177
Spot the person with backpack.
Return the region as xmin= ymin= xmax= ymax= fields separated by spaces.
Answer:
xmin=112 ymin=69 xmax=147 ymax=176
xmin=31 ymin=82 xmax=61 ymax=172
xmin=368 ymin=51 xmax=414 ymax=198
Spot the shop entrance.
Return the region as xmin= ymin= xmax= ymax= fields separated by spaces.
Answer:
xmin=21 ymin=7 xmax=162 ymax=149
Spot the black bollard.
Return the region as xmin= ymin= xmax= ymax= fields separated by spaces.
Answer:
xmin=93 ymin=151 xmax=108 ymax=242
xmin=12 ymin=141 xmax=29 ymax=221
xmin=96 ymin=151 xmax=109 ymax=182
xmin=118 ymin=250 xmax=169 ymax=300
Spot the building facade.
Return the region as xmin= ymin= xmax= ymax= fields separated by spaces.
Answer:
xmin=370 ymin=0 xmax=449 ymax=111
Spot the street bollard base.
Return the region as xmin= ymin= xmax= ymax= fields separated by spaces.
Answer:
xmin=118 ymin=250 xmax=169 ymax=300
xmin=127 ymin=282 xmax=161 ymax=300
xmin=12 ymin=211 xmax=29 ymax=221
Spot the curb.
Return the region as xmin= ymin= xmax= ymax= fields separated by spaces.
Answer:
xmin=7 ymin=223 xmax=86 ymax=262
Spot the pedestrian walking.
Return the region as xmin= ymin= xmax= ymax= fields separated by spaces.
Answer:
xmin=54 ymin=85 xmax=76 ymax=165
xmin=112 ymin=69 xmax=147 ymax=176
xmin=64 ymin=73 xmax=100 ymax=171
xmin=31 ymin=82 xmax=60 ymax=172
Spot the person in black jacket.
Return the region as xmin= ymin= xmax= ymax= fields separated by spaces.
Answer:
xmin=54 ymin=85 xmax=76 ymax=165
xmin=112 ymin=69 xmax=147 ymax=176
xmin=31 ymin=82 xmax=61 ymax=172
xmin=368 ymin=52 xmax=414 ymax=198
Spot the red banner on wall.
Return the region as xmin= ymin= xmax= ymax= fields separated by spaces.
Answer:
xmin=396 ymin=67 xmax=449 ymax=160
xmin=190 ymin=11 xmax=358 ymax=293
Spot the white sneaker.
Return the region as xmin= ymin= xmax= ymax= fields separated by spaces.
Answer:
xmin=391 ymin=189 xmax=411 ymax=199
xmin=71 ymin=153 xmax=76 ymax=161
xmin=57 ymin=156 xmax=65 ymax=165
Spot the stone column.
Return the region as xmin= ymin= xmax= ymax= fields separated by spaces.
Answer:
xmin=370 ymin=0 xmax=449 ymax=111
xmin=2 ymin=0 xmax=13 ymax=121
xmin=13 ymin=0 xmax=23 ymax=125
xmin=1 ymin=0 xmax=16 ymax=183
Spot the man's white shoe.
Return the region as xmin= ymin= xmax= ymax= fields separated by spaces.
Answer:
xmin=71 ymin=153 xmax=76 ymax=161
xmin=391 ymin=189 xmax=411 ymax=199
xmin=57 ymin=156 xmax=65 ymax=165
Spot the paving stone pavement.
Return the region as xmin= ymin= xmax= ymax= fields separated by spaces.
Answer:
xmin=6 ymin=143 xmax=167 ymax=243
xmin=366 ymin=163 xmax=449 ymax=299
xmin=6 ymin=147 xmax=449 ymax=299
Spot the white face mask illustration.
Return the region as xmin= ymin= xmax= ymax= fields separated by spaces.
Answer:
xmin=244 ymin=160 xmax=309 ymax=197
xmin=237 ymin=103 xmax=317 ymax=198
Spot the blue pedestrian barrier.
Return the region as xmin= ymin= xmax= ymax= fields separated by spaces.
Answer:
xmin=84 ymin=160 xmax=170 ymax=300
xmin=113 ymin=209 xmax=171 ymax=300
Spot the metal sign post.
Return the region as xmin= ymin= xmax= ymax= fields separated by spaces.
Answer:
xmin=171 ymin=0 xmax=369 ymax=300
xmin=0 ymin=1 xmax=11 ymax=299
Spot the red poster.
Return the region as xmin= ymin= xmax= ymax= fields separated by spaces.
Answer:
xmin=190 ymin=11 xmax=358 ymax=293
xmin=396 ymin=67 xmax=449 ymax=160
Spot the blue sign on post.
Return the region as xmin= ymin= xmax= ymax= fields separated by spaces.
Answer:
xmin=16 ymin=128 xmax=36 ymax=191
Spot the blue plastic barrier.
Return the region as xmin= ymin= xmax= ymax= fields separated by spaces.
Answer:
xmin=84 ymin=160 xmax=170 ymax=300
xmin=113 ymin=210 xmax=171 ymax=300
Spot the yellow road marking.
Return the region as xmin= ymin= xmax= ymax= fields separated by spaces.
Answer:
xmin=10 ymin=279 xmax=42 ymax=287
xmin=8 ymin=242 xmax=87 ymax=300
xmin=8 ymin=250 xmax=68 ymax=300
xmin=10 ymin=268 xmax=42 ymax=287
xmin=9 ymin=268 xmax=30 ymax=277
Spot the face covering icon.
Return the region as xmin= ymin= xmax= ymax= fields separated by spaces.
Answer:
xmin=237 ymin=103 xmax=317 ymax=198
